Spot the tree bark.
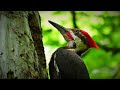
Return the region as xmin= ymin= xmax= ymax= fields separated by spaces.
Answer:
xmin=0 ymin=11 xmax=48 ymax=79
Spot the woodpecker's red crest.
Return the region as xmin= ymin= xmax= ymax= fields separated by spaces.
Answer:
xmin=80 ymin=30 xmax=99 ymax=49
xmin=48 ymin=20 xmax=99 ymax=49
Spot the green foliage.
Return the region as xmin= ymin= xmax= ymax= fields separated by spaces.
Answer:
xmin=40 ymin=11 xmax=120 ymax=79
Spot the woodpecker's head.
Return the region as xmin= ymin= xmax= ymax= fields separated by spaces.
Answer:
xmin=48 ymin=20 xmax=99 ymax=54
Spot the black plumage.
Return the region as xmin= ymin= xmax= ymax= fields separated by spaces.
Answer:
xmin=49 ymin=48 xmax=90 ymax=79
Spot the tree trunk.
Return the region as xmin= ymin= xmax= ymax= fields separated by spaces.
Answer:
xmin=0 ymin=11 xmax=48 ymax=79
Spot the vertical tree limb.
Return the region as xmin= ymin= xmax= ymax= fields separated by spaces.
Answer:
xmin=70 ymin=11 xmax=78 ymax=28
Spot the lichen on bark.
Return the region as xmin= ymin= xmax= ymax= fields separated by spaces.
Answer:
xmin=0 ymin=11 xmax=48 ymax=79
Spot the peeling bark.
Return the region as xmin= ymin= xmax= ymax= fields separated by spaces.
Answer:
xmin=0 ymin=11 xmax=48 ymax=79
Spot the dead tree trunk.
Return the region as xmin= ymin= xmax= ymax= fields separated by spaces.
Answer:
xmin=0 ymin=11 xmax=48 ymax=79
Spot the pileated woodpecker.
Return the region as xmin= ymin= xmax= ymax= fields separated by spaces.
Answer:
xmin=48 ymin=20 xmax=99 ymax=79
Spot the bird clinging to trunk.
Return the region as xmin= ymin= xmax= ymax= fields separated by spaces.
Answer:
xmin=48 ymin=20 xmax=99 ymax=79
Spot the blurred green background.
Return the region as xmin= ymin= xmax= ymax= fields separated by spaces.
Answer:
xmin=39 ymin=11 xmax=120 ymax=79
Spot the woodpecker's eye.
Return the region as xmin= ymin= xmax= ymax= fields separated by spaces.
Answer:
xmin=81 ymin=36 xmax=87 ymax=44
xmin=74 ymin=30 xmax=80 ymax=35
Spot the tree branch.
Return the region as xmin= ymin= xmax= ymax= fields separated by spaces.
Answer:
xmin=98 ymin=44 xmax=120 ymax=54
xmin=70 ymin=11 xmax=78 ymax=28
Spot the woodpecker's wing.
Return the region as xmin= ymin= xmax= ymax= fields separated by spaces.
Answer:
xmin=49 ymin=48 xmax=90 ymax=79
xmin=49 ymin=51 xmax=61 ymax=79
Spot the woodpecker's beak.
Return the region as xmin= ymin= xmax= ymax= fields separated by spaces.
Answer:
xmin=48 ymin=20 xmax=71 ymax=41
xmin=48 ymin=20 xmax=68 ymax=34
